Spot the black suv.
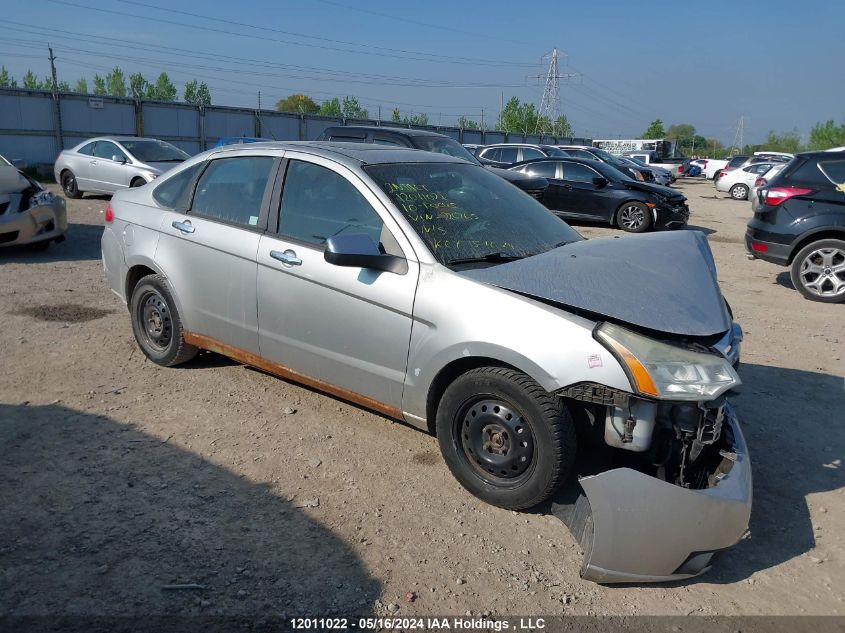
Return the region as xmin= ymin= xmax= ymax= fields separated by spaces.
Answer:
xmin=316 ymin=126 xmax=547 ymax=199
xmin=745 ymin=151 xmax=845 ymax=303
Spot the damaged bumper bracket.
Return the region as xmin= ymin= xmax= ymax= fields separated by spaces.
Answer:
xmin=551 ymin=405 xmax=752 ymax=583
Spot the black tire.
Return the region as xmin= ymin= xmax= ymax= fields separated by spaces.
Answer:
xmin=61 ymin=170 xmax=82 ymax=199
xmin=436 ymin=366 xmax=576 ymax=510
xmin=129 ymin=274 xmax=198 ymax=366
xmin=616 ymin=201 xmax=653 ymax=233
xmin=789 ymin=239 xmax=845 ymax=304
xmin=730 ymin=183 xmax=749 ymax=200
xmin=130 ymin=177 xmax=146 ymax=188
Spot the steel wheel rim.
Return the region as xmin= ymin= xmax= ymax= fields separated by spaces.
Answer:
xmin=136 ymin=290 xmax=173 ymax=351
xmin=455 ymin=398 xmax=536 ymax=485
xmin=799 ymin=247 xmax=845 ymax=297
xmin=619 ymin=205 xmax=644 ymax=229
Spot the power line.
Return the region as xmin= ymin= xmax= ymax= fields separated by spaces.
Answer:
xmin=47 ymin=0 xmax=541 ymax=68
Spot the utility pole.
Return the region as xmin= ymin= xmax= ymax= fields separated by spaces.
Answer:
xmin=256 ymin=90 xmax=262 ymax=138
xmin=480 ymin=108 xmax=484 ymax=131
xmin=500 ymin=91 xmax=503 ymax=131
xmin=534 ymin=48 xmax=578 ymax=136
xmin=48 ymin=45 xmax=64 ymax=151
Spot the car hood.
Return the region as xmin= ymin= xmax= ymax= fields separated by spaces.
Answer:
xmin=138 ymin=160 xmax=185 ymax=174
xmin=0 ymin=165 xmax=31 ymax=194
xmin=460 ymin=230 xmax=730 ymax=337
xmin=622 ymin=180 xmax=684 ymax=199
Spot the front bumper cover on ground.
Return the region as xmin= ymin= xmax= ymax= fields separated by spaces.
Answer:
xmin=551 ymin=404 xmax=751 ymax=583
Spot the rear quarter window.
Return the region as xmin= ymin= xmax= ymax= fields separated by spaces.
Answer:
xmin=152 ymin=163 xmax=203 ymax=210
xmin=786 ymin=158 xmax=835 ymax=188
xmin=818 ymin=159 xmax=845 ymax=186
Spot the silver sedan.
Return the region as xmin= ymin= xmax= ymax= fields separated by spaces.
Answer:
xmin=54 ymin=136 xmax=189 ymax=198
xmin=102 ymin=141 xmax=751 ymax=583
xmin=1 ymin=156 xmax=66 ymax=249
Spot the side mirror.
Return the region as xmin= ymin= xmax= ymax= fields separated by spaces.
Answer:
xmin=592 ymin=176 xmax=609 ymax=188
xmin=324 ymin=233 xmax=407 ymax=274
xmin=112 ymin=154 xmax=127 ymax=164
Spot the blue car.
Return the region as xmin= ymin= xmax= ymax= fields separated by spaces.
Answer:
xmin=212 ymin=137 xmax=271 ymax=148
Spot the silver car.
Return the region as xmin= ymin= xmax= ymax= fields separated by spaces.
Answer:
xmin=54 ymin=136 xmax=189 ymax=198
xmin=102 ymin=141 xmax=751 ymax=584
xmin=1 ymin=154 xmax=66 ymax=249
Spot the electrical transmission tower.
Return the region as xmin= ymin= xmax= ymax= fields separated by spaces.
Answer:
xmin=730 ymin=115 xmax=745 ymax=155
xmin=535 ymin=48 xmax=578 ymax=135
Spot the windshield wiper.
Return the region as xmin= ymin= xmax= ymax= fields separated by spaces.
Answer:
xmin=446 ymin=252 xmax=525 ymax=266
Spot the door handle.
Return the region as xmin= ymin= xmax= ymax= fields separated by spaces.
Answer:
xmin=270 ymin=249 xmax=302 ymax=266
xmin=171 ymin=220 xmax=195 ymax=234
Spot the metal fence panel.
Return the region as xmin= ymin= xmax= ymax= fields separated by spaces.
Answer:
xmin=485 ymin=132 xmax=506 ymax=144
xmin=260 ymin=113 xmax=299 ymax=141
xmin=142 ymin=102 xmax=199 ymax=140
xmin=204 ymin=107 xmax=256 ymax=142
xmin=525 ymin=134 xmax=542 ymax=144
xmin=0 ymin=135 xmax=56 ymax=165
xmin=462 ymin=130 xmax=483 ymax=144
xmin=0 ymin=90 xmax=54 ymax=131
xmin=439 ymin=128 xmax=461 ymax=141
xmin=61 ymin=95 xmax=135 ymax=136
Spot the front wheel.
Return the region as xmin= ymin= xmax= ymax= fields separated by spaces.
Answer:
xmin=130 ymin=274 xmax=198 ymax=365
xmin=436 ymin=367 xmax=576 ymax=510
xmin=616 ymin=201 xmax=653 ymax=233
xmin=790 ymin=239 xmax=845 ymax=303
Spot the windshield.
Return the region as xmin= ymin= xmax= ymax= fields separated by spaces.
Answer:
xmin=413 ymin=137 xmax=481 ymax=165
xmin=590 ymin=147 xmax=618 ymax=163
xmin=121 ymin=139 xmax=189 ymax=163
xmin=591 ymin=159 xmax=636 ymax=183
xmin=365 ymin=162 xmax=581 ymax=266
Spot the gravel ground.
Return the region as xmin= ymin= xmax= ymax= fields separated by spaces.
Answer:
xmin=1 ymin=178 xmax=843 ymax=619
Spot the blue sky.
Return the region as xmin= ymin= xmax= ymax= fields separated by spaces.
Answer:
xmin=2 ymin=0 xmax=843 ymax=144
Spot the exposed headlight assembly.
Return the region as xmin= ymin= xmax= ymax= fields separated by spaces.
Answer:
xmin=595 ymin=322 xmax=740 ymax=401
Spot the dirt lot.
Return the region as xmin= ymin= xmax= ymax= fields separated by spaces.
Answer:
xmin=1 ymin=178 xmax=843 ymax=619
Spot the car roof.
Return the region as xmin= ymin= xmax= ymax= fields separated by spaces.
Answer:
xmin=324 ymin=125 xmax=447 ymax=138
xmin=509 ymin=156 xmax=604 ymax=168
xmin=210 ymin=140 xmax=467 ymax=166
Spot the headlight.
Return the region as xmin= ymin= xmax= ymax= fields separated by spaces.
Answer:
xmin=595 ymin=322 xmax=740 ymax=401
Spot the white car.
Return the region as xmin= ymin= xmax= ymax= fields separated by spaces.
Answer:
xmin=749 ymin=163 xmax=787 ymax=211
xmin=715 ymin=162 xmax=776 ymax=199
xmin=702 ymin=158 xmax=729 ymax=179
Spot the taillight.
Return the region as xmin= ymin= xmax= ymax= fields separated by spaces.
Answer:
xmin=104 ymin=203 xmax=114 ymax=223
xmin=763 ymin=186 xmax=813 ymax=206
xmin=717 ymin=170 xmax=727 ymax=178
xmin=754 ymin=177 xmax=766 ymax=187
xmin=750 ymin=242 xmax=768 ymax=253
xmin=678 ymin=165 xmax=684 ymax=173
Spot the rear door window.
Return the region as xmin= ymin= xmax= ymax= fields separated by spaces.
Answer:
xmin=521 ymin=148 xmax=545 ymax=161
xmin=499 ymin=147 xmax=518 ymax=163
xmin=479 ymin=147 xmax=500 ymax=161
xmin=522 ymin=161 xmax=557 ymax=178
xmin=191 ymin=156 xmax=275 ymax=228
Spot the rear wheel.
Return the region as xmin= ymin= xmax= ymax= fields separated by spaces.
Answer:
xmin=790 ymin=239 xmax=845 ymax=303
xmin=730 ymin=183 xmax=749 ymax=200
xmin=61 ymin=170 xmax=82 ymax=199
xmin=436 ymin=367 xmax=576 ymax=510
xmin=616 ymin=201 xmax=653 ymax=233
xmin=130 ymin=274 xmax=198 ymax=365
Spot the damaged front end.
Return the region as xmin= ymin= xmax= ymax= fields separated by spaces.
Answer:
xmin=0 ymin=169 xmax=67 ymax=248
xmin=551 ymin=323 xmax=751 ymax=583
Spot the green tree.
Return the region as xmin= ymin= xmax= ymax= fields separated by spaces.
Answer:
xmin=57 ymin=80 xmax=70 ymax=92
xmin=319 ymin=98 xmax=343 ymax=117
xmin=92 ymin=74 xmax=107 ymax=95
xmin=499 ymin=96 xmax=541 ymax=135
xmin=552 ymin=114 xmax=572 ymax=137
xmin=184 ymin=80 xmax=211 ymax=106
xmin=275 ymin=93 xmax=319 ymax=113
xmin=642 ymin=119 xmax=665 ymax=139
xmin=391 ymin=108 xmax=402 ymax=123
xmin=808 ymin=120 xmax=845 ymax=150
xmin=74 ymin=77 xmax=88 ymax=93
xmin=39 ymin=75 xmax=54 ymax=90
xmin=666 ymin=123 xmax=695 ymax=141
xmin=106 ymin=67 xmax=127 ymax=97
xmin=456 ymin=116 xmax=479 ymax=130
xmin=341 ymin=96 xmax=368 ymax=119
xmin=148 ymin=72 xmax=176 ymax=101
xmin=404 ymin=112 xmax=428 ymax=126
xmin=0 ymin=66 xmax=17 ymax=88
xmin=129 ymin=72 xmax=149 ymax=100
xmin=22 ymin=69 xmax=39 ymax=89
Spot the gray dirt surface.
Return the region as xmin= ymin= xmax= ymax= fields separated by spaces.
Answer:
xmin=0 ymin=179 xmax=843 ymax=617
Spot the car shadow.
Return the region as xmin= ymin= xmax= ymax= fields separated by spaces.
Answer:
xmin=775 ymin=271 xmax=796 ymax=290
xmin=0 ymin=223 xmax=104 ymax=263
xmin=0 ymin=403 xmax=381 ymax=619
xmin=545 ymin=362 xmax=844 ymax=586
